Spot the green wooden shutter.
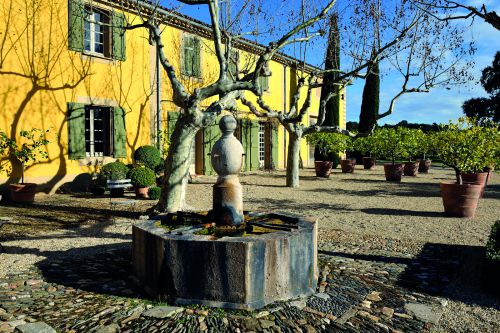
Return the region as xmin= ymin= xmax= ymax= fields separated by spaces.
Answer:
xmin=193 ymin=38 xmax=201 ymax=77
xmin=112 ymin=11 xmax=126 ymax=61
xmin=167 ymin=111 xmax=180 ymax=143
xmin=258 ymin=76 xmax=269 ymax=94
xmin=113 ymin=107 xmax=127 ymax=158
xmin=250 ymin=120 xmax=260 ymax=170
xmin=240 ymin=119 xmax=250 ymax=172
xmin=203 ymin=121 xmax=218 ymax=175
xmin=182 ymin=37 xmax=190 ymax=75
xmin=68 ymin=0 xmax=84 ymax=52
xmin=272 ymin=123 xmax=279 ymax=169
xmin=68 ymin=102 xmax=86 ymax=160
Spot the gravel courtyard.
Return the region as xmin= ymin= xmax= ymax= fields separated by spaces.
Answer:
xmin=0 ymin=165 xmax=498 ymax=332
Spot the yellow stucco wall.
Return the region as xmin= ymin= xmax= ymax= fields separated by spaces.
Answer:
xmin=0 ymin=0 xmax=152 ymax=189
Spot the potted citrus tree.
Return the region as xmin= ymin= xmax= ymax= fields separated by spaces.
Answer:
xmin=371 ymin=127 xmax=407 ymax=182
xmin=400 ymin=128 xmax=422 ymax=176
xmin=434 ymin=117 xmax=499 ymax=217
xmin=417 ymin=131 xmax=434 ymax=173
xmin=353 ymin=136 xmax=377 ymax=170
xmin=0 ymin=128 xmax=50 ymax=202
xmin=128 ymin=166 xmax=156 ymax=198
xmin=306 ymin=132 xmax=343 ymax=177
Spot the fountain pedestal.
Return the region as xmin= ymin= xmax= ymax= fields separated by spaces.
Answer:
xmin=132 ymin=115 xmax=318 ymax=310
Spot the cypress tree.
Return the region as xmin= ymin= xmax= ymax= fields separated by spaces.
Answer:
xmin=359 ymin=55 xmax=380 ymax=133
xmin=320 ymin=13 xmax=341 ymax=127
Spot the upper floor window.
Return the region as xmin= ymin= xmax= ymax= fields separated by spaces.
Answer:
xmin=258 ymin=76 xmax=269 ymax=94
xmin=84 ymin=9 xmax=109 ymax=56
xmin=68 ymin=0 xmax=126 ymax=61
xmin=182 ymin=35 xmax=201 ymax=77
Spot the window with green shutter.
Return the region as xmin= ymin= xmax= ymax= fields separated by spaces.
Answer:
xmin=228 ymin=50 xmax=238 ymax=79
xmin=182 ymin=35 xmax=201 ymax=77
xmin=271 ymin=122 xmax=279 ymax=169
xmin=68 ymin=0 xmax=126 ymax=61
xmin=67 ymin=104 xmax=126 ymax=159
xmin=258 ymin=76 xmax=269 ymax=94
xmin=203 ymin=121 xmax=218 ymax=175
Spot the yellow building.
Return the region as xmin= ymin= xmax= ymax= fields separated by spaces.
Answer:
xmin=0 ymin=0 xmax=346 ymax=192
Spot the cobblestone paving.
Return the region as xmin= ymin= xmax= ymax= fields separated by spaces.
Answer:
xmin=0 ymin=240 xmax=460 ymax=333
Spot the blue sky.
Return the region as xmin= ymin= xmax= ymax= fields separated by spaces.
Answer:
xmin=167 ymin=0 xmax=499 ymax=125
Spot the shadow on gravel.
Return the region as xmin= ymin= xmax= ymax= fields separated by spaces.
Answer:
xmin=35 ymin=242 xmax=146 ymax=299
xmin=245 ymin=198 xmax=355 ymax=212
xmin=484 ymin=184 xmax=500 ymax=199
xmin=397 ymin=243 xmax=499 ymax=310
xmin=361 ymin=208 xmax=444 ymax=218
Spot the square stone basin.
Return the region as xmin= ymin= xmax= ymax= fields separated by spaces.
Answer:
xmin=132 ymin=212 xmax=317 ymax=310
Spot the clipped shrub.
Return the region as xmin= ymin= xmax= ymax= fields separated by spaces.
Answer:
xmin=486 ymin=221 xmax=500 ymax=261
xmin=134 ymin=145 xmax=162 ymax=171
xmin=148 ymin=186 xmax=161 ymax=200
xmin=128 ymin=166 xmax=156 ymax=187
xmin=101 ymin=161 xmax=128 ymax=181
xmin=306 ymin=132 xmax=351 ymax=167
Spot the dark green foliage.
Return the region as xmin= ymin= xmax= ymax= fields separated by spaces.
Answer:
xmin=128 ymin=166 xmax=156 ymax=187
xmin=314 ymin=148 xmax=340 ymax=169
xmin=134 ymin=145 xmax=162 ymax=171
xmin=463 ymin=52 xmax=500 ymax=124
xmin=320 ymin=13 xmax=341 ymax=127
xmin=359 ymin=57 xmax=380 ymax=133
xmin=486 ymin=221 xmax=500 ymax=261
xmin=148 ymin=186 xmax=162 ymax=200
xmin=101 ymin=161 xmax=128 ymax=181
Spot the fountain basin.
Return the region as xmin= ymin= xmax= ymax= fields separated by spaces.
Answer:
xmin=132 ymin=212 xmax=318 ymax=310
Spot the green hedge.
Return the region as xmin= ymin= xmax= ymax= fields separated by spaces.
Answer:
xmin=101 ymin=161 xmax=128 ymax=181
xmin=148 ymin=186 xmax=161 ymax=200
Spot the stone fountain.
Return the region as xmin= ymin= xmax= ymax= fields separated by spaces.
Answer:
xmin=132 ymin=115 xmax=318 ymax=310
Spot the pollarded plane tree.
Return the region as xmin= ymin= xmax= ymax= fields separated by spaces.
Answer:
xmin=240 ymin=0 xmax=447 ymax=187
xmin=410 ymin=0 xmax=499 ymax=31
xmin=108 ymin=0 xmax=340 ymax=212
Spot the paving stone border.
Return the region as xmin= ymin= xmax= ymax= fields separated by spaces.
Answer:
xmin=0 ymin=239 xmax=463 ymax=333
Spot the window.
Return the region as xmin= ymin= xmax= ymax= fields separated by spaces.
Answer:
xmin=68 ymin=103 xmax=127 ymax=160
xmin=258 ymin=122 xmax=265 ymax=168
xmin=228 ymin=50 xmax=238 ymax=79
xmin=182 ymin=35 xmax=201 ymax=77
xmin=85 ymin=106 xmax=112 ymax=157
xmin=68 ymin=0 xmax=126 ymax=61
xmin=84 ymin=8 xmax=109 ymax=56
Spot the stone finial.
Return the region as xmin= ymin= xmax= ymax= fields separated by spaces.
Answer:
xmin=211 ymin=115 xmax=244 ymax=225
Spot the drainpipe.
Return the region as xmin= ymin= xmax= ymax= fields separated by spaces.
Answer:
xmin=283 ymin=64 xmax=287 ymax=168
xmin=156 ymin=46 xmax=162 ymax=151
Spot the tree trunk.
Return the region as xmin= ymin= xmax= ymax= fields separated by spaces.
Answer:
xmin=286 ymin=132 xmax=302 ymax=188
xmin=157 ymin=114 xmax=199 ymax=212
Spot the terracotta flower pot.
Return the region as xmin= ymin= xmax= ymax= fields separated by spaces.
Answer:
xmin=417 ymin=159 xmax=432 ymax=173
xmin=340 ymin=159 xmax=355 ymax=173
xmin=404 ymin=161 xmax=420 ymax=176
xmin=383 ymin=163 xmax=403 ymax=182
xmin=461 ymin=172 xmax=488 ymax=197
xmin=9 ymin=183 xmax=37 ymax=203
xmin=135 ymin=186 xmax=149 ymax=199
xmin=362 ymin=157 xmax=376 ymax=170
xmin=440 ymin=182 xmax=482 ymax=218
xmin=315 ymin=161 xmax=333 ymax=178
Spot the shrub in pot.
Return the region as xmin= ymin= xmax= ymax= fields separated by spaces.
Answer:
xmin=134 ymin=145 xmax=162 ymax=171
xmin=128 ymin=166 xmax=156 ymax=198
xmin=0 ymin=128 xmax=50 ymax=202
xmin=371 ymin=127 xmax=406 ymax=182
xmin=100 ymin=161 xmax=129 ymax=197
xmin=434 ymin=117 xmax=499 ymax=217
xmin=148 ymin=186 xmax=162 ymax=200
xmin=306 ymin=133 xmax=346 ymax=177
xmin=483 ymin=220 xmax=500 ymax=296
xmin=353 ymin=136 xmax=376 ymax=170
xmin=400 ymin=128 xmax=422 ymax=176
